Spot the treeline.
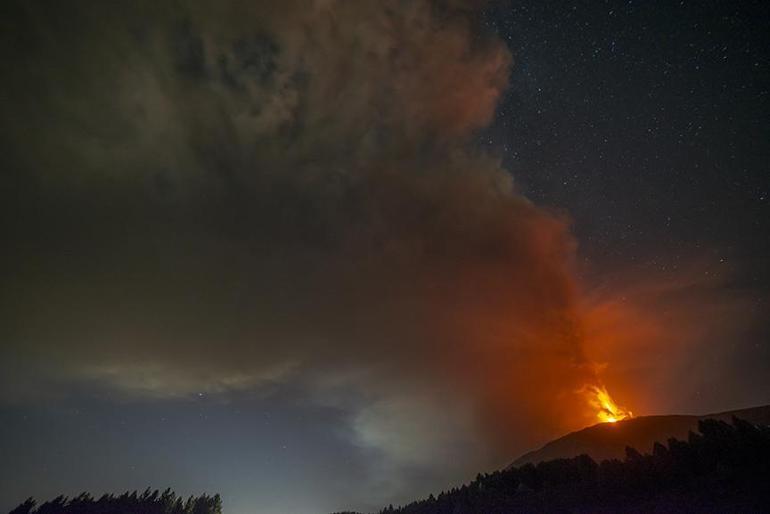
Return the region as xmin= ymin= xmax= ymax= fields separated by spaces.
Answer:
xmin=9 ymin=489 xmax=221 ymax=514
xmin=376 ymin=417 xmax=770 ymax=514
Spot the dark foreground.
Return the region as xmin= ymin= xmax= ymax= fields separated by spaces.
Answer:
xmin=359 ymin=417 xmax=770 ymax=514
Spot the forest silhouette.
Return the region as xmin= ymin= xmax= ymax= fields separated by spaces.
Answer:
xmin=344 ymin=417 xmax=770 ymax=514
xmin=9 ymin=490 xmax=221 ymax=514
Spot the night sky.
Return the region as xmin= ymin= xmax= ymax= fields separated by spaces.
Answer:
xmin=1 ymin=1 xmax=769 ymax=514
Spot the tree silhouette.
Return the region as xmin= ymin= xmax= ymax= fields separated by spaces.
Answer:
xmin=374 ymin=417 xmax=770 ymax=514
xmin=8 ymin=490 xmax=221 ymax=514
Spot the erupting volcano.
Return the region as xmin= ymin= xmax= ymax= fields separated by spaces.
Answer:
xmin=586 ymin=385 xmax=633 ymax=424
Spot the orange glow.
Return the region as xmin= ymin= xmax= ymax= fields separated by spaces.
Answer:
xmin=586 ymin=385 xmax=633 ymax=424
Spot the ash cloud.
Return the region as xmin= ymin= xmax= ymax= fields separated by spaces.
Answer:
xmin=1 ymin=0 xmax=740 ymax=496
xmin=2 ymin=0 xmax=583 ymax=461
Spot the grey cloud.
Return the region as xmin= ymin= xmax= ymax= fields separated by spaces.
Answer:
xmin=1 ymin=0 xmax=602 ymax=484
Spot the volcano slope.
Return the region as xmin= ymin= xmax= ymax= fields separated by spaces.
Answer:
xmin=361 ymin=410 xmax=770 ymax=514
xmin=509 ymin=404 xmax=770 ymax=467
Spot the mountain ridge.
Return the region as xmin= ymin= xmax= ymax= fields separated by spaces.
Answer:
xmin=509 ymin=403 xmax=770 ymax=468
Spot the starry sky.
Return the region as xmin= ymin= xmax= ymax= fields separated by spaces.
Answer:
xmin=1 ymin=1 xmax=769 ymax=513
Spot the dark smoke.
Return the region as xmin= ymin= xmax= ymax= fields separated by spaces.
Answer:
xmin=1 ymin=0 xmax=749 ymax=498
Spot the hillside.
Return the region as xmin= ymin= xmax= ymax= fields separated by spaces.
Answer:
xmin=510 ymin=404 xmax=770 ymax=467
xmin=370 ymin=415 xmax=770 ymax=514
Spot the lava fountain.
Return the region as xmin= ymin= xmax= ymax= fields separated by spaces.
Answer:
xmin=586 ymin=385 xmax=633 ymax=424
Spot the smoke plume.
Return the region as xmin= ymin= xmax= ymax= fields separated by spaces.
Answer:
xmin=1 ymin=0 xmax=749 ymax=497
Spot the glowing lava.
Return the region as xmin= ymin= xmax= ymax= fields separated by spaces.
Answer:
xmin=587 ymin=385 xmax=633 ymax=424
